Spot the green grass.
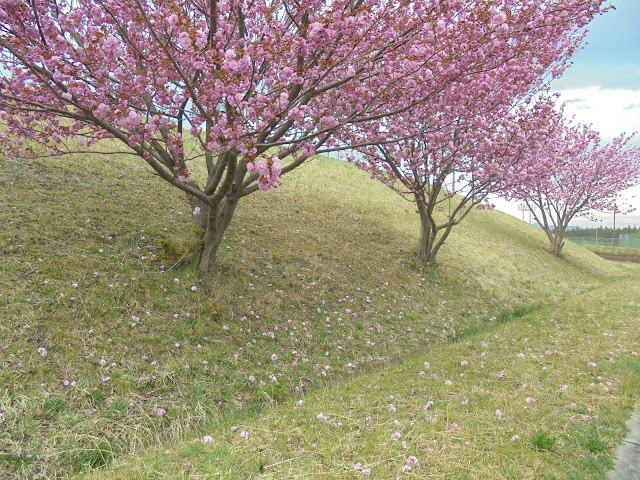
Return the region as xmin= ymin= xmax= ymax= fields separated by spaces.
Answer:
xmin=0 ymin=151 xmax=635 ymax=479
xmin=532 ymin=431 xmax=556 ymax=451
xmin=585 ymin=244 xmax=640 ymax=260
xmin=85 ymin=276 xmax=640 ymax=480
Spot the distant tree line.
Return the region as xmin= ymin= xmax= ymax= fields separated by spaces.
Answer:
xmin=566 ymin=226 xmax=640 ymax=238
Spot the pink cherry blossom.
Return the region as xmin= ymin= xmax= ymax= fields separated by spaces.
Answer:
xmin=0 ymin=0 xmax=611 ymax=273
xmin=509 ymin=112 xmax=640 ymax=256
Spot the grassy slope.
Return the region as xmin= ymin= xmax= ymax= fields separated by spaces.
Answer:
xmin=88 ymin=276 xmax=640 ymax=480
xmin=0 ymin=153 xmax=633 ymax=479
xmin=585 ymin=244 xmax=640 ymax=260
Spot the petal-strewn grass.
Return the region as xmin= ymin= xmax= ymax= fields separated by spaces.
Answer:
xmin=86 ymin=276 xmax=640 ymax=479
xmin=0 ymin=152 xmax=634 ymax=478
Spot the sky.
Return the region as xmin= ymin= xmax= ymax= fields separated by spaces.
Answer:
xmin=494 ymin=0 xmax=640 ymax=228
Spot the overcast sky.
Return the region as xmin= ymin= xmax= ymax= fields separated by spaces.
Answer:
xmin=494 ymin=0 xmax=640 ymax=228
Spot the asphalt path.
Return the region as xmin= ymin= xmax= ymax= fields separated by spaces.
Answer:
xmin=608 ymin=404 xmax=640 ymax=480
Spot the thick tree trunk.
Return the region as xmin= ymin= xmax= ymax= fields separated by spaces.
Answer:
xmin=549 ymin=235 xmax=565 ymax=256
xmin=197 ymin=221 xmax=225 ymax=272
xmin=544 ymin=223 xmax=566 ymax=257
xmin=417 ymin=201 xmax=437 ymax=264
xmin=192 ymin=147 xmax=242 ymax=273
xmin=416 ymin=197 xmax=461 ymax=265
xmin=418 ymin=218 xmax=433 ymax=263
xmin=195 ymin=195 xmax=239 ymax=273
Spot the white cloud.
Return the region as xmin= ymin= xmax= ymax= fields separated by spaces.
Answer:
xmin=554 ymin=87 xmax=640 ymax=141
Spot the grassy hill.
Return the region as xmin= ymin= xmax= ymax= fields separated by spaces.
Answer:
xmin=0 ymin=152 xmax=635 ymax=479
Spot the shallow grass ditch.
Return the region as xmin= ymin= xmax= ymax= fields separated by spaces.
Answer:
xmin=85 ymin=275 xmax=640 ymax=480
xmin=586 ymin=244 xmax=640 ymax=261
xmin=0 ymin=151 xmax=635 ymax=479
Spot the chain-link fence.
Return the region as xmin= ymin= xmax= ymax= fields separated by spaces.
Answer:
xmin=566 ymin=236 xmax=640 ymax=248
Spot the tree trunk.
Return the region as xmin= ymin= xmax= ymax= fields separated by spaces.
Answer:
xmin=195 ymin=195 xmax=239 ymax=273
xmin=541 ymin=221 xmax=566 ymax=257
xmin=417 ymin=201 xmax=437 ymax=264
xmin=197 ymin=223 xmax=225 ymax=272
xmin=549 ymin=235 xmax=565 ymax=256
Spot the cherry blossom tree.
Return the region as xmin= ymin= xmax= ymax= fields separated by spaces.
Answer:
xmin=0 ymin=0 xmax=608 ymax=271
xmin=346 ymin=95 xmax=563 ymax=263
xmin=512 ymin=119 xmax=640 ymax=256
xmin=337 ymin=0 xmax=611 ymax=264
